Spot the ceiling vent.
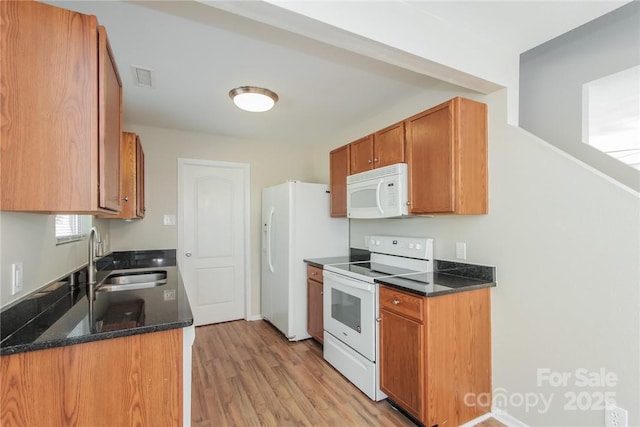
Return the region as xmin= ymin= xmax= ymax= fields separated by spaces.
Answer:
xmin=131 ymin=65 xmax=155 ymax=88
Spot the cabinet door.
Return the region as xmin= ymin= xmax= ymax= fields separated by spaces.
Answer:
xmin=0 ymin=1 xmax=98 ymax=211
xmin=379 ymin=308 xmax=424 ymax=421
xmin=329 ymin=144 xmax=350 ymax=217
xmin=101 ymin=132 xmax=144 ymax=220
xmin=306 ymin=279 xmax=324 ymax=343
xmin=136 ymin=136 xmax=146 ymax=218
xmin=117 ymin=132 xmax=136 ymax=219
xmin=0 ymin=329 xmax=182 ymax=426
xmin=374 ymin=122 xmax=405 ymax=168
xmin=98 ymin=26 xmax=122 ymax=212
xmin=349 ymin=135 xmax=374 ymax=174
xmin=406 ymin=101 xmax=455 ymax=214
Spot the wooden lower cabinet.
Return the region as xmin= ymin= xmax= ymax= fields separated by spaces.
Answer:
xmin=379 ymin=308 xmax=424 ymax=419
xmin=306 ymin=265 xmax=324 ymax=343
xmin=379 ymin=286 xmax=492 ymax=427
xmin=0 ymin=329 xmax=183 ymax=427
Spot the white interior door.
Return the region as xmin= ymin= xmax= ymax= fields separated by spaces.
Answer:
xmin=178 ymin=159 xmax=249 ymax=326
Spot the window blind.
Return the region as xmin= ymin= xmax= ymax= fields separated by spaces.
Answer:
xmin=55 ymin=215 xmax=84 ymax=244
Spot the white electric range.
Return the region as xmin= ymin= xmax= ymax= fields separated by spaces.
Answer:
xmin=322 ymin=235 xmax=434 ymax=401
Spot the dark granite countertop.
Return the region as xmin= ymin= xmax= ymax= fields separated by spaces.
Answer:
xmin=377 ymin=259 xmax=496 ymax=297
xmin=1 ymin=250 xmax=193 ymax=356
xmin=376 ymin=271 xmax=495 ymax=297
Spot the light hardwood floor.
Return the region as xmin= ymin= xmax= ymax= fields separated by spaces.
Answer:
xmin=192 ymin=320 xmax=505 ymax=427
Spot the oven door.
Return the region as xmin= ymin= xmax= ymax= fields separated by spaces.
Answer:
xmin=323 ymin=270 xmax=375 ymax=361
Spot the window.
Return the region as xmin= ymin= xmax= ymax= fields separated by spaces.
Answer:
xmin=582 ymin=65 xmax=640 ymax=169
xmin=55 ymin=215 xmax=85 ymax=244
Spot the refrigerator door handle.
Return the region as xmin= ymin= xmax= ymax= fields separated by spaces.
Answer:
xmin=267 ymin=207 xmax=275 ymax=273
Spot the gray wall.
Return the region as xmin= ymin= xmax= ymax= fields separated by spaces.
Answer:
xmin=519 ymin=1 xmax=640 ymax=191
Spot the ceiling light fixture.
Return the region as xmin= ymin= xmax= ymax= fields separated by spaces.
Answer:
xmin=229 ymin=86 xmax=278 ymax=112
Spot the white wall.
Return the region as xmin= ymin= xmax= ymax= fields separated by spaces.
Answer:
xmin=349 ymin=90 xmax=640 ymax=426
xmin=0 ymin=215 xmax=110 ymax=308
xmin=109 ymin=124 xmax=317 ymax=317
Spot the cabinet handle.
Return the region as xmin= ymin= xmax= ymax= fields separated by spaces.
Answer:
xmin=311 ymin=272 xmax=317 ymax=275
xmin=367 ymin=159 xmax=372 ymax=163
xmin=121 ymin=196 xmax=129 ymax=202
xmin=374 ymin=157 xmax=379 ymax=162
xmin=185 ymin=252 xmax=192 ymax=257
xmin=320 ymin=291 xmax=323 ymax=295
xmin=392 ymin=299 xmax=400 ymax=305
xmin=376 ymin=317 xmax=381 ymax=322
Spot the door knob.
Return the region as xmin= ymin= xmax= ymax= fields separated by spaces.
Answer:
xmin=185 ymin=252 xmax=192 ymax=257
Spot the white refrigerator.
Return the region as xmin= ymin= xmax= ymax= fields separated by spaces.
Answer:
xmin=261 ymin=181 xmax=349 ymax=341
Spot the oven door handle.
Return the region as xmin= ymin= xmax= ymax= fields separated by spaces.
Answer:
xmin=324 ymin=270 xmax=373 ymax=293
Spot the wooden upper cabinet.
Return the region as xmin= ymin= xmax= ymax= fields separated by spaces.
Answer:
xmin=99 ymin=26 xmax=123 ymax=213
xmin=350 ymin=135 xmax=374 ymax=174
xmin=350 ymin=123 xmax=406 ymax=175
xmin=329 ymin=144 xmax=350 ymax=217
xmin=0 ymin=1 xmax=122 ymax=213
xmin=102 ymin=132 xmax=145 ymax=220
xmin=374 ymin=122 xmax=405 ymax=168
xmin=405 ymin=97 xmax=487 ymax=214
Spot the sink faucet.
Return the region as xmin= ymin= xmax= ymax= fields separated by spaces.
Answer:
xmin=87 ymin=226 xmax=101 ymax=301
xmin=87 ymin=226 xmax=101 ymax=333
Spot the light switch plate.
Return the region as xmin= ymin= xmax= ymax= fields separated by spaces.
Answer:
xmin=12 ymin=262 xmax=23 ymax=295
xmin=456 ymin=242 xmax=467 ymax=260
xmin=163 ymin=214 xmax=176 ymax=226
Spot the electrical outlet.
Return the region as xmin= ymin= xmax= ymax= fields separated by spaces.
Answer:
xmin=605 ymin=403 xmax=628 ymax=427
xmin=11 ymin=262 xmax=23 ymax=295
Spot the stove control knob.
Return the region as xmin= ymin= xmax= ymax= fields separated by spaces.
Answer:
xmin=375 ymin=240 xmax=380 ymax=245
xmin=416 ymin=244 xmax=422 ymax=250
xmin=409 ymin=243 xmax=414 ymax=249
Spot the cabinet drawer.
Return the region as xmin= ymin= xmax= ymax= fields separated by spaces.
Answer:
xmin=307 ymin=265 xmax=323 ymax=283
xmin=379 ymin=286 xmax=423 ymax=322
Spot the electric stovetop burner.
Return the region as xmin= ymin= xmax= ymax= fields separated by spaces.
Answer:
xmin=324 ymin=260 xmax=428 ymax=282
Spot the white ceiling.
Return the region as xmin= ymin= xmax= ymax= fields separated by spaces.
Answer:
xmin=50 ymin=1 xmax=628 ymax=146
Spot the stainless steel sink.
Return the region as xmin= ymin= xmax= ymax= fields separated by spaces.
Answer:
xmin=98 ymin=270 xmax=167 ymax=292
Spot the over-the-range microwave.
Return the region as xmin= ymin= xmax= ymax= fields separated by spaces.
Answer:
xmin=346 ymin=163 xmax=409 ymax=219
